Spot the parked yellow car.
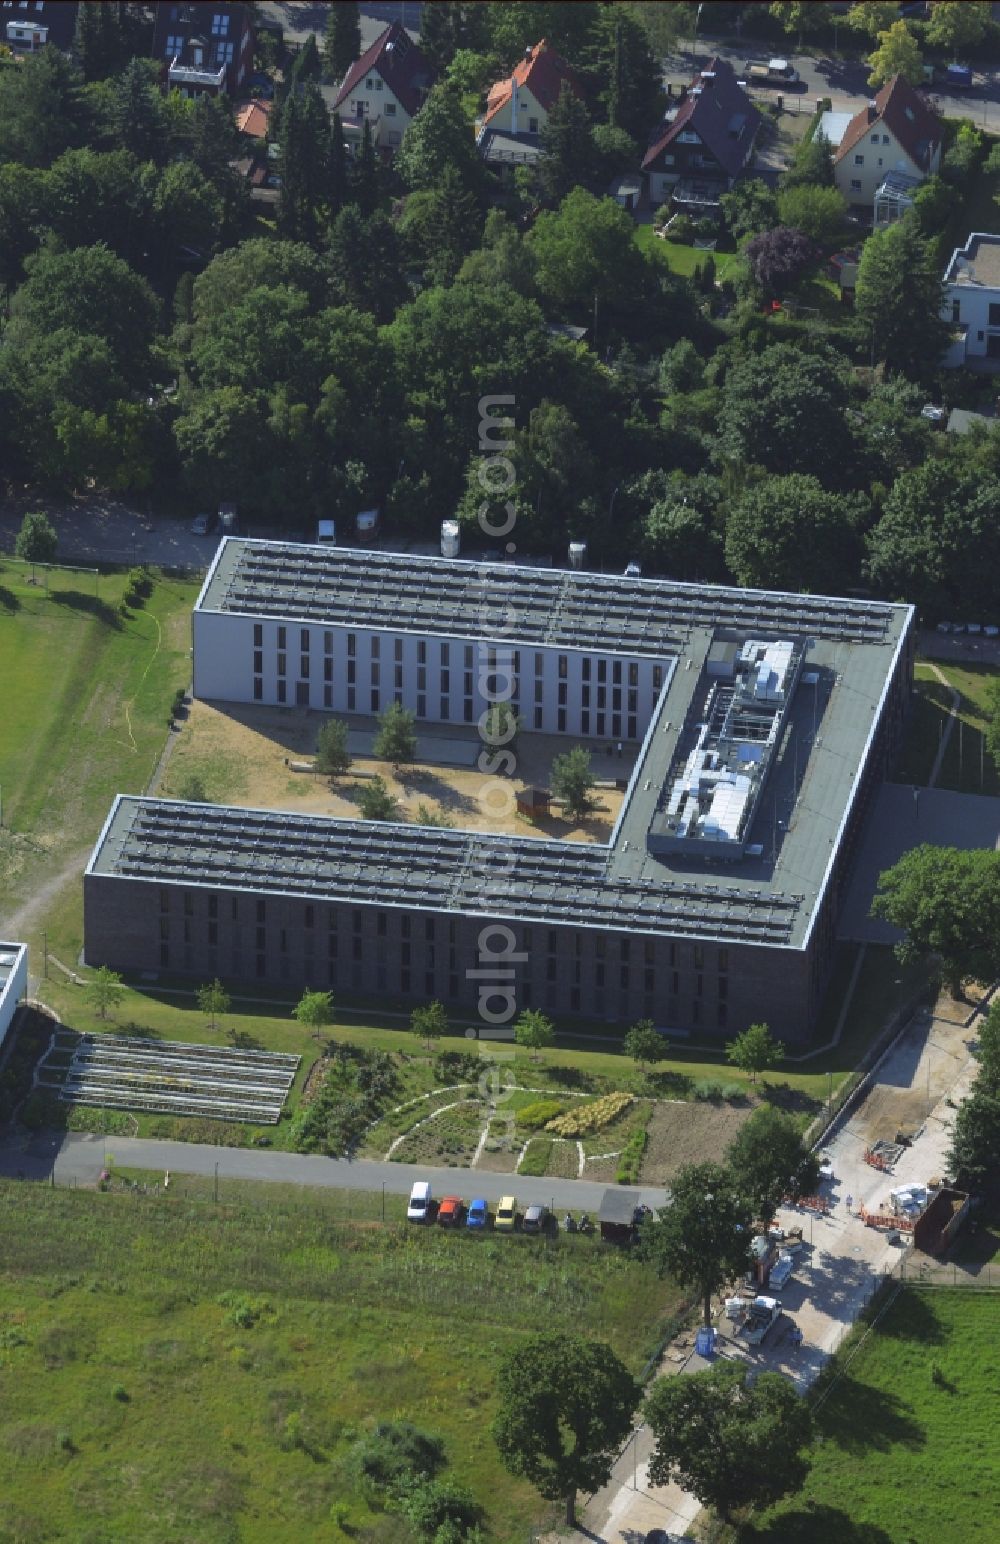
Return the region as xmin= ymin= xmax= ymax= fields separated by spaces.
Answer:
xmin=495 ymin=1195 xmax=518 ymax=1232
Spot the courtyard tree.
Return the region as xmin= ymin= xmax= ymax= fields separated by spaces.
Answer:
xmin=14 ymin=509 xmax=57 ymax=581
xmin=745 ymin=225 xmax=815 ymax=300
xmin=514 ymin=1009 xmax=555 ymax=1063
xmin=777 ymin=184 xmax=847 ymax=247
xmin=637 ymin=1162 xmax=752 ymax=1326
xmin=197 ymin=977 xmax=230 ymax=1034
xmin=782 ymin=130 xmax=836 ymax=191
xmin=867 ymin=20 xmax=924 ymax=88
xmin=292 ymin=988 xmax=333 ymax=1038
xmin=726 ymin=1022 xmax=784 ymax=1086
xmin=86 ymin=965 xmax=125 ymax=1021
xmin=948 ymin=1080 xmax=1000 ymax=1189
xmin=411 ymin=999 xmax=449 ymax=1051
xmin=480 ymin=700 xmax=521 ymax=753
xmin=623 ymin=1019 xmax=668 ymax=1074
xmin=871 ymin=845 xmax=1000 ymax=997
xmin=358 ymin=775 xmax=399 ymax=821
xmin=315 ymin=717 xmax=351 ymax=779
xmin=727 ymin=1106 xmax=821 ymax=1224
xmin=644 ymin=1360 xmax=812 ymax=1523
xmin=373 ymin=701 xmax=417 ymax=770
xmin=550 ymin=746 xmax=595 ymax=822
xmin=492 ymin=1331 xmax=640 ymax=1526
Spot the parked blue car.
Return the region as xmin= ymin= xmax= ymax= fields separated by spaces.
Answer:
xmin=467 ymin=1198 xmax=489 ymax=1229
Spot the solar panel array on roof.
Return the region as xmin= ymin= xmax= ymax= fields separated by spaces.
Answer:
xmin=105 ymin=799 xmax=802 ymax=946
xmin=205 ymin=541 xmax=894 ymax=650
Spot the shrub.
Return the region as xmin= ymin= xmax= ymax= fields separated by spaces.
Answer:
xmin=692 ymin=1080 xmax=724 ymax=1102
xmin=516 ymin=1098 xmax=565 ymax=1130
xmin=545 ymin=1091 xmax=634 ymax=1137
xmin=666 ymin=213 xmax=695 ymax=243
xmin=217 ymin=1291 xmax=272 ymax=1329
xmin=351 ymin=1421 xmax=446 ymax=1493
xmin=433 ymin=1050 xmax=483 ymax=1084
xmin=111 ymin=1384 xmax=129 ymax=1402
xmin=616 ymin=1125 xmax=648 ymax=1185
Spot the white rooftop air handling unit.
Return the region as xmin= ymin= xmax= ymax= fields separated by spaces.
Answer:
xmin=356 ymin=507 xmax=380 ymax=541
xmin=441 ymin=520 xmax=460 ymax=558
xmin=568 ymin=541 xmax=587 ymax=570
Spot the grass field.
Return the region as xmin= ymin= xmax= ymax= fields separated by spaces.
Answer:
xmin=747 ymin=1287 xmax=1000 ymax=1542
xmin=894 ymin=659 xmax=1000 ymax=796
xmin=0 ymin=1179 xmax=683 ymax=1542
xmin=635 ymin=221 xmax=743 ymax=279
xmin=0 ymin=560 xmax=198 ymax=961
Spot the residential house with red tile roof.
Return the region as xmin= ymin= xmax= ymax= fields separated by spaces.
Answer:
xmin=831 ymin=74 xmax=941 ymax=208
xmin=642 ymin=58 xmax=761 ymax=213
xmin=329 ymin=20 xmax=434 ymax=155
xmin=483 ymin=38 xmax=581 ymax=138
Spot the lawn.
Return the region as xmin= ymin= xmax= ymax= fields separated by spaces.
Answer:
xmin=0 ymin=1178 xmax=683 ymax=1542
xmin=747 ymin=1287 xmax=1000 ymax=1542
xmin=0 ymin=561 xmax=198 ymax=961
xmin=893 ymin=659 xmax=1000 ymax=796
xmin=635 ymin=220 xmax=742 ymax=280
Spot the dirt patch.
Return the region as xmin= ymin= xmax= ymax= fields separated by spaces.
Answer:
xmin=162 ymin=700 xmax=629 ymax=840
xmin=640 ymin=1098 xmax=756 ymax=1185
xmin=849 ymin=984 xmax=982 ymax=1148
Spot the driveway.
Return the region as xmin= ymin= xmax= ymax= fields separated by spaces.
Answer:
xmin=566 ymin=986 xmax=982 ymax=1542
xmin=0 ymin=495 xmax=214 ymax=571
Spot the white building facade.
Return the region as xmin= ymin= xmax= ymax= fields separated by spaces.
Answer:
xmin=941 ymin=232 xmax=1000 ymax=366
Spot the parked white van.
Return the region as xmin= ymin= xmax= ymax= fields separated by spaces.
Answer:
xmin=407 ymin=1181 xmax=432 ymax=1223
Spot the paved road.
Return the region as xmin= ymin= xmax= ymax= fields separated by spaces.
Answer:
xmin=0 ymin=1130 xmax=668 ymax=1212
xmin=667 ymin=41 xmax=1000 ymax=129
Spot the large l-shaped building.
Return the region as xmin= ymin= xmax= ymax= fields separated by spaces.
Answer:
xmin=83 ymin=541 xmax=914 ymax=1042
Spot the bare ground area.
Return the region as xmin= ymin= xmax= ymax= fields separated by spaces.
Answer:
xmin=161 ymin=700 xmax=630 ymax=839
xmin=639 ymin=1098 xmax=756 ymax=1185
xmin=848 ymin=982 xmax=985 ymax=1148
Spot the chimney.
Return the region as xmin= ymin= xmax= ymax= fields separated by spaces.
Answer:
xmin=524 ymin=46 xmax=532 ymax=61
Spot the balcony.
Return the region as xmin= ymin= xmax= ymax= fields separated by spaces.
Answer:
xmin=168 ymin=57 xmax=226 ymax=92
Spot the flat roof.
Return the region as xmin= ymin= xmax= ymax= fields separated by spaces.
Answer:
xmin=944 ymin=232 xmax=1000 ymax=289
xmin=196 ymin=540 xmax=898 ymax=658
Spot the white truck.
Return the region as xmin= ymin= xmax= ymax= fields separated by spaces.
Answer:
xmin=740 ymin=1295 xmax=783 ymax=1344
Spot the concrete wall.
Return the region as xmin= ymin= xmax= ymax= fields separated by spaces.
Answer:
xmin=193 ymin=610 xmax=671 ymax=744
xmin=83 ymin=872 xmax=815 ymax=1041
xmin=0 ymin=943 xmax=28 ymax=1049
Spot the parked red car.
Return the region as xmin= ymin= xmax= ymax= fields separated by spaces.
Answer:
xmin=437 ymin=1196 xmax=464 ymax=1227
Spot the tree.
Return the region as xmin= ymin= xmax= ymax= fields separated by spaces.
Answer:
xmin=279 ymin=83 xmax=331 ymax=243
xmin=948 ymin=1080 xmax=1000 ymax=1187
xmin=644 ymin=1361 xmax=812 ymax=1522
xmin=717 ymin=344 xmax=854 ymax=485
xmin=777 ymin=184 xmax=847 ymax=247
xmin=719 ymin=179 xmax=779 ymax=243
xmin=866 ymin=461 xmax=1000 ymax=617
xmin=414 ymin=803 xmax=453 ymax=828
xmin=637 ymin=1162 xmax=752 ymax=1326
xmin=727 ymin=1106 xmax=821 ymax=1224
xmin=327 ymin=111 xmax=347 ymax=220
xmin=588 ymin=5 xmax=663 ymax=142
xmin=0 ymin=47 xmax=86 ymax=168
xmin=724 ymin=474 xmax=865 ymax=594
xmin=113 ymin=59 xmax=166 ymax=165
xmin=411 ymin=999 xmax=449 ymax=1051
xmin=514 ymin=1009 xmax=555 ymax=1063
xmin=292 ymin=988 xmax=334 ymax=1037
xmin=177 ymin=773 xmax=210 ymax=802
xmin=396 ymin=82 xmax=482 ymax=195
xmin=537 ymin=83 xmax=594 ymax=207
xmin=745 ymin=226 xmax=815 ymax=299
xmin=529 ymin=187 xmax=655 ymax=324
xmin=871 ymin=846 xmax=1000 ymax=997
xmin=623 ymin=1019 xmax=667 ymax=1073
xmin=856 ymin=218 xmax=947 ymax=376
xmin=867 ymin=20 xmax=924 ymax=89
xmin=86 ymin=965 xmax=125 ymax=1021
xmin=399 ymin=165 xmax=481 ymax=285
xmin=550 ymin=746 xmax=595 ymax=822
xmin=926 ymin=0 xmax=989 ymax=57
xmin=973 ymin=1000 xmax=1000 ymax=1085
xmin=481 ymin=700 xmax=521 ymax=751
xmin=633 ymin=1 xmax=698 ymax=58
xmin=14 ymin=510 xmax=57 ymax=581
xmin=358 ymin=775 xmax=399 ymax=821
xmin=316 ymin=718 xmax=351 ymax=778
xmin=324 ymin=0 xmax=360 ymax=81
xmin=197 ymin=978 xmax=230 ymax=1033
xmin=726 ymin=1023 xmax=784 ymax=1086
xmin=492 ymin=1332 xmax=640 ymax=1526
xmin=770 ymin=0 xmax=824 ymax=48
xmin=658 ymin=338 xmax=704 ymax=396
xmin=373 ymin=702 xmax=417 ymax=769
xmin=846 ymin=3 xmax=899 ymax=40
xmin=174 ymin=387 xmax=267 ymax=510
xmin=782 ymin=128 xmax=836 ymax=192
xmin=9 ymin=243 xmax=158 ymax=389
